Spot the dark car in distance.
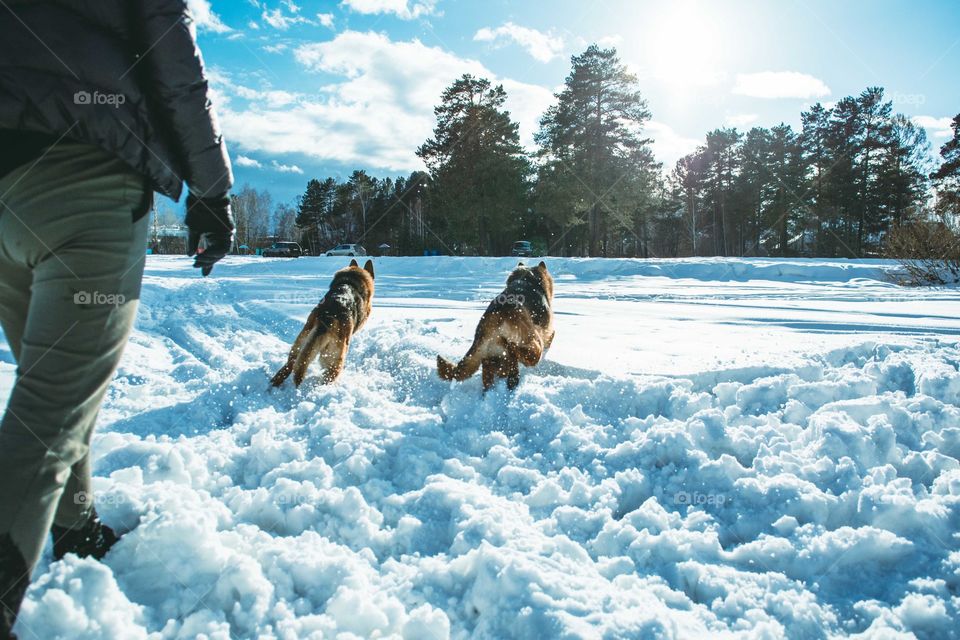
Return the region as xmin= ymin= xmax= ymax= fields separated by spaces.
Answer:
xmin=510 ymin=240 xmax=533 ymax=257
xmin=262 ymin=241 xmax=303 ymax=258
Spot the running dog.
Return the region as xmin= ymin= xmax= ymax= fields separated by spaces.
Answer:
xmin=437 ymin=261 xmax=555 ymax=391
xmin=271 ymin=259 xmax=375 ymax=387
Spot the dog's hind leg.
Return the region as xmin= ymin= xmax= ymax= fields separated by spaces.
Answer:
xmin=292 ymin=329 xmax=327 ymax=387
xmin=271 ymin=316 xmax=318 ymax=387
xmin=505 ymin=347 xmax=521 ymax=390
xmin=271 ymin=360 xmax=295 ymax=387
xmin=320 ymin=324 xmax=352 ymax=384
xmin=481 ymin=358 xmax=498 ymax=391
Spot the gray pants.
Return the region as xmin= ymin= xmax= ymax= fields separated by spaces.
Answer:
xmin=0 ymin=142 xmax=149 ymax=570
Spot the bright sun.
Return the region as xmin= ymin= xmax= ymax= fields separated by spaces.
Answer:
xmin=640 ymin=0 xmax=731 ymax=89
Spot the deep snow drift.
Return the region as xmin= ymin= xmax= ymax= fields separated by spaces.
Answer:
xmin=1 ymin=256 xmax=959 ymax=639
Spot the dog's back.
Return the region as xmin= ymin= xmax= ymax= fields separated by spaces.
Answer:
xmin=438 ymin=261 xmax=555 ymax=390
xmin=271 ymin=260 xmax=375 ymax=387
xmin=499 ymin=264 xmax=553 ymax=327
xmin=321 ymin=266 xmax=374 ymax=331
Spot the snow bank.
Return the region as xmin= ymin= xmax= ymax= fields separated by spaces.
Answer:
xmin=2 ymin=256 xmax=958 ymax=639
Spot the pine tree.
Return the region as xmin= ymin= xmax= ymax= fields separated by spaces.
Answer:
xmin=535 ymin=45 xmax=655 ymax=256
xmin=417 ymin=74 xmax=530 ymax=255
xmin=878 ymin=115 xmax=931 ymax=230
xmin=824 ymin=97 xmax=862 ymax=255
xmin=800 ymin=103 xmax=832 ymax=246
xmin=855 ymin=87 xmax=894 ymax=255
xmin=767 ymin=124 xmax=805 ymax=255
xmin=932 ymin=114 xmax=960 ymax=218
xmin=650 ymin=172 xmax=686 ymax=257
xmin=395 ymin=171 xmax=430 ymax=255
xmin=738 ymin=127 xmax=774 ymax=254
xmin=673 ymin=151 xmax=708 ymax=256
xmin=703 ymin=128 xmax=741 ymax=255
xmin=295 ymin=179 xmax=321 ymax=250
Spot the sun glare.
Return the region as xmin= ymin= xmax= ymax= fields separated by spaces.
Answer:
xmin=641 ymin=0 xmax=730 ymax=90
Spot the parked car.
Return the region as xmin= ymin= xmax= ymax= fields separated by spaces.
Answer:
xmin=325 ymin=243 xmax=367 ymax=257
xmin=510 ymin=240 xmax=533 ymax=257
xmin=262 ymin=241 xmax=302 ymax=258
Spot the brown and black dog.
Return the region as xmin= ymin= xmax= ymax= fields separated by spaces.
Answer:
xmin=271 ymin=259 xmax=375 ymax=387
xmin=438 ymin=261 xmax=555 ymax=391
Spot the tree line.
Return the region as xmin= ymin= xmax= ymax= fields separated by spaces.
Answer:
xmin=670 ymin=89 xmax=939 ymax=258
xmin=251 ymin=44 xmax=960 ymax=258
xmin=293 ymin=170 xmax=430 ymax=255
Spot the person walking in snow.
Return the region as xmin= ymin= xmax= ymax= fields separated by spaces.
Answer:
xmin=0 ymin=2 xmax=234 ymax=636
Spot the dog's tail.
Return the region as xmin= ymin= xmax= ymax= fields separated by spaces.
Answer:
xmin=437 ymin=342 xmax=483 ymax=381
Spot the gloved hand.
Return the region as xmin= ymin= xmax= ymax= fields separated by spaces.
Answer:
xmin=185 ymin=193 xmax=234 ymax=276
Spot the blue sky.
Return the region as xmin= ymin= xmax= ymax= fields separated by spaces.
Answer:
xmin=185 ymin=0 xmax=960 ymax=207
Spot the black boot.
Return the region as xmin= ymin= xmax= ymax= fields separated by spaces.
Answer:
xmin=50 ymin=511 xmax=119 ymax=562
xmin=0 ymin=533 xmax=28 ymax=640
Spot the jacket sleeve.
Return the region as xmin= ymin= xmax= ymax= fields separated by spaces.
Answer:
xmin=136 ymin=0 xmax=233 ymax=198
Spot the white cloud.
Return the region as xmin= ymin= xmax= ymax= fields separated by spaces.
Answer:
xmin=262 ymin=2 xmax=313 ymax=29
xmin=272 ymin=161 xmax=304 ymax=174
xmin=215 ymin=30 xmax=553 ymax=172
xmin=725 ymin=113 xmax=758 ymax=128
xmin=235 ymin=155 xmax=263 ymax=168
xmin=645 ymin=121 xmax=702 ymax=169
xmin=732 ymin=71 xmax=830 ymax=99
xmin=262 ymin=9 xmax=307 ymax=29
xmin=596 ymin=34 xmax=623 ymax=49
xmin=234 ymin=155 xmax=303 ymax=174
xmin=317 ymin=12 xmax=335 ymax=28
xmin=474 ymin=22 xmax=564 ymax=63
xmin=340 ymin=0 xmax=437 ymax=20
xmin=186 ymin=0 xmax=232 ymax=33
xmin=233 ymin=85 xmax=300 ymax=108
xmin=913 ymin=115 xmax=954 ymax=138
xmin=263 ymin=43 xmax=288 ymax=53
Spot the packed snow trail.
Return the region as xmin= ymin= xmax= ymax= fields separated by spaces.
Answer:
xmin=1 ymin=257 xmax=958 ymax=639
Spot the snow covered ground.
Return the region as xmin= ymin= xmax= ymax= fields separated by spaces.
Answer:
xmin=2 ymin=256 xmax=960 ymax=639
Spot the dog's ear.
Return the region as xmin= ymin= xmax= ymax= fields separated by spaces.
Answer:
xmin=363 ymin=259 xmax=375 ymax=279
xmin=538 ymin=261 xmax=547 ymax=270
xmin=349 ymin=259 xmax=359 ymax=268
xmin=517 ymin=261 xmax=525 ymax=267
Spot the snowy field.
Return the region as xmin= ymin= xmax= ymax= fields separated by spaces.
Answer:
xmin=2 ymin=255 xmax=960 ymax=639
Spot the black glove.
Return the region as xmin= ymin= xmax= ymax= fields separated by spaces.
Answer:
xmin=185 ymin=193 xmax=234 ymax=276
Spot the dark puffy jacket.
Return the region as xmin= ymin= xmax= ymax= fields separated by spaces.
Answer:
xmin=0 ymin=0 xmax=232 ymax=200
